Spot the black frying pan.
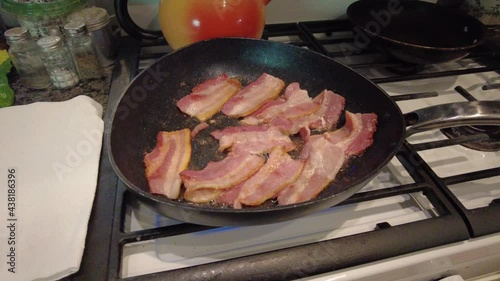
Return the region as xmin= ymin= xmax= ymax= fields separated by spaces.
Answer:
xmin=107 ymin=38 xmax=500 ymax=226
xmin=347 ymin=0 xmax=485 ymax=64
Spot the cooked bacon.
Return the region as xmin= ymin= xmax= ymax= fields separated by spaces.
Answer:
xmin=241 ymin=83 xmax=320 ymax=125
xmin=190 ymin=122 xmax=209 ymax=139
xmin=278 ymin=111 xmax=378 ymax=205
xmin=180 ymin=152 xmax=265 ymax=192
xmin=176 ymin=74 xmax=241 ymax=121
xmin=238 ymin=146 xmax=305 ymax=206
xmin=211 ymin=125 xmax=296 ymax=154
xmin=184 ymin=188 xmax=223 ymax=204
xmin=243 ymin=98 xmax=286 ymax=124
xmin=217 ymin=184 xmax=244 ymax=209
xmin=149 ymin=71 xmax=378 ymax=207
xmin=221 ymin=73 xmax=285 ymax=117
xmin=308 ymin=90 xmax=346 ymax=130
xmin=299 ymin=127 xmax=311 ymax=142
xmin=144 ymin=129 xmax=191 ymax=199
xmin=270 ymin=90 xmax=345 ymax=136
xmin=324 ymin=112 xmax=378 ymax=157
xmin=345 ymin=113 xmax=378 ymax=156
xmin=210 ymin=124 xmax=268 ymax=139
xmin=278 ymin=135 xmax=345 ymax=205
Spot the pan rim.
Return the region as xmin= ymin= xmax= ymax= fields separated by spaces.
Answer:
xmin=106 ymin=37 xmax=406 ymax=217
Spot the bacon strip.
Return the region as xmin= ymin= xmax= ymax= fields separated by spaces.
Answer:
xmin=241 ymin=83 xmax=320 ymax=126
xmin=238 ymin=147 xmax=305 ymax=206
xmin=309 ymin=90 xmax=346 ymax=130
xmin=144 ymin=129 xmax=191 ymax=199
xmin=221 ymin=73 xmax=285 ymax=117
xmin=271 ymin=90 xmax=346 ymax=136
xmin=324 ymin=112 xmax=378 ymax=157
xmin=180 ymin=152 xmax=265 ymax=192
xmin=184 ymin=188 xmax=223 ymax=204
xmin=278 ymin=112 xmax=378 ymax=205
xmin=190 ymin=122 xmax=209 ymax=139
xmin=217 ymin=184 xmax=244 ymax=209
xmin=277 ymin=135 xmax=345 ymax=205
xmin=243 ymin=99 xmax=286 ymax=124
xmin=177 ymin=74 xmax=241 ymax=121
xmin=211 ymin=125 xmax=296 ymax=154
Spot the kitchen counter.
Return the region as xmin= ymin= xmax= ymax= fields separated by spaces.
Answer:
xmin=10 ymin=66 xmax=114 ymax=109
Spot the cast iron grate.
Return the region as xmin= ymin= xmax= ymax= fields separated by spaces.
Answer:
xmin=70 ymin=20 xmax=500 ymax=281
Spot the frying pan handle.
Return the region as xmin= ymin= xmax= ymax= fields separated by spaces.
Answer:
xmin=404 ymin=101 xmax=500 ymax=138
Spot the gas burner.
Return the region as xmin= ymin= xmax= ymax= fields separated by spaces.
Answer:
xmin=441 ymin=125 xmax=500 ymax=152
xmin=385 ymin=63 xmax=425 ymax=75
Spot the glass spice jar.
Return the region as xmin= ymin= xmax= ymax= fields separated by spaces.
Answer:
xmin=36 ymin=36 xmax=79 ymax=89
xmin=67 ymin=7 xmax=117 ymax=67
xmin=4 ymin=27 xmax=51 ymax=89
xmin=64 ymin=21 xmax=103 ymax=80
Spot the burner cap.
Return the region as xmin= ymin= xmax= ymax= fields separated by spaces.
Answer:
xmin=441 ymin=126 xmax=500 ymax=152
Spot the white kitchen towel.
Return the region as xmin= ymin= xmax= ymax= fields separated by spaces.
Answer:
xmin=0 ymin=95 xmax=104 ymax=281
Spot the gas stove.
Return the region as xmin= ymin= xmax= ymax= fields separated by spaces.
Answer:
xmin=70 ymin=20 xmax=500 ymax=281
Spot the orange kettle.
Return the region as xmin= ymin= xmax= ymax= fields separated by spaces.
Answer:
xmin=115 ymin=0 xmax=271 ymax=49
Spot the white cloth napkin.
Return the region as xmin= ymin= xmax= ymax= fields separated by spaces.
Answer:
xmin=0 ymin=96 xmax=104 ymax=281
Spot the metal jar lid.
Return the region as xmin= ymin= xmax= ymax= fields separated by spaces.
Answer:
xmin=36 ymin=36 xmax=63 ymax=51
xmin=4 ymin=27 xmax=31 ymax=44
xmin=64 ymin=21 xmax=88 ymax=36
xmin=67 ymin=7 xmax=110 ymax=32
